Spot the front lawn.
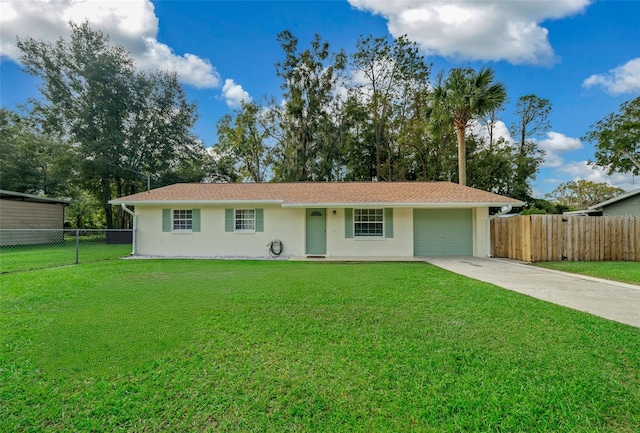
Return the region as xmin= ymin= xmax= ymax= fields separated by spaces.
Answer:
xmin=1 ymin=260 xmax=639 ymax=431
xmin=534 ymin=261 xmax=640 ymax=285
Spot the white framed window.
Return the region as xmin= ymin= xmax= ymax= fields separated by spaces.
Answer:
xmin=173 ymin=209 xmax=193 ymax=230
xmin=354 ymin=208 xmax=383 ymax=237
xmin=235 ymin=209 xmax=255 ymax=231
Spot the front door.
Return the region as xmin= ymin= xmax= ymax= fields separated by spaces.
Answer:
xmin=305 ymin=208 xmax=326 ymax=255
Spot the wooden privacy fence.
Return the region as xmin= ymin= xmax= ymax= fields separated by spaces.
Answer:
xmin=490 ymin=215 xmax=640 ymax=262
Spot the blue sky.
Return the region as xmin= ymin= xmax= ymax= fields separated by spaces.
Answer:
xmin=1 ymin=0 xmax=639 ymax=196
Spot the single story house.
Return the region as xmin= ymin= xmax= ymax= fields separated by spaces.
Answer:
xmin=109 ymin=182 xmax=523 ymax=259
xmin=0 ymin=189 xmax=69 ymax=246
xmin=588 ymin=188 xmax=640 ymax=216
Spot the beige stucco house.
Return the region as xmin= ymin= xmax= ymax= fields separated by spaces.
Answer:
xmin=109 ymin=182 xmax=522 ymax=259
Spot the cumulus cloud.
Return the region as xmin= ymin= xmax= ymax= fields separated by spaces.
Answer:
xmin=348 ymin=0 xmax=590 ymax=65
xmin=538 ymin=131 xmax=583 ymax=168
xmin=558 ymin=161 xmax=638 ymax=192
xmin=583 ymin=58 xmax=640 ymax=95
xmin=0 ymin=0 xmax=220 ymax=88
xmin=222 ymin=79 xmax=252 ymax=109
xmin=470 ymin=119 xmax=513 ymax=146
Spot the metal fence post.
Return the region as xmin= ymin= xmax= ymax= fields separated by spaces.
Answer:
xmin=75 ymin=229 xmax=79 ymax=264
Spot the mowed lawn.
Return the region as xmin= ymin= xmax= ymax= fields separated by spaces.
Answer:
xmin=1 ymin=261 xmax=639 ymax=432
xmin=534 ymin=261 xmax=640 ymax=286
xmin=0 ymin=239 xmax=132 ymax=273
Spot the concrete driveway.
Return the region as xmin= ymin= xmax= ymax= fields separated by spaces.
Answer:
xmin=425 ymin=257 xmax=640 ymax=328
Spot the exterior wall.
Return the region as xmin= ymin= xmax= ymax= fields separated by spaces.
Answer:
xmin=473 ymin=207 xmax=489 ymax=257
xmin=0 ymin=199 xmax=65 ymax=229
xmin=0 ymin=199 xmax=66 ymax=246
xmin=602 ymin=195 xmax=640 ymax=216
xmin=135 ymin=205 xmax=305 ymax=257
xmin=134 ymin=204 xmax=490 ymax=258
xmin=326 ymin=207 xmax=413 ymax=257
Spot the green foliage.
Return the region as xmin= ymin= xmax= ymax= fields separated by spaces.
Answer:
xmin=508 ymin=94 xmax=549 ymax=201
xmin=17 ymin=21 xmax=206 ymax=228
xmin=433 ymin=67 xmax=507 ymax=186
xmin=216 ymin=102 xmax=273 ymax=182
xmin=350 ymin=35 xmax=432 ymax=181
xmin=65 ymin=189 xmax=105 ymax=229
xmin=271 ymin=30 xmax=348 ymax=181
xmin=8 ymin=24 xmax=550 ymax=203
xmin=586 ymin=96 xmax=640 ymax=175
xmin=520 ymin=198 xmax=570 ymax=215
xmin=0 ymin=108 xmax=75 ymax=197
xmin=546 ymin=179 xmax=625 ymax=209
xmin=2 ymin=261 xmax=639 ymax=431
xmin=466 ymin=136 xmax=513 ymax=194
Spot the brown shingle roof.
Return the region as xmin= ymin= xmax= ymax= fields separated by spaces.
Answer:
xmin=110 ymin=182 xmax=523 ymax=207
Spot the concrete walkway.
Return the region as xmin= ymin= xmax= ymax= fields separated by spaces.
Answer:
xmin=425 ymin=257 xmax=640 ymax=328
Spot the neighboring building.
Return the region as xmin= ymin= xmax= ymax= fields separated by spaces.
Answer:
xmin=0 ymin=190 xmax=69 ymax=246
xmin=588 ymin=188 xmax=640 ymax=216
xmin=109 ymin=182 xmax=522 ymax=259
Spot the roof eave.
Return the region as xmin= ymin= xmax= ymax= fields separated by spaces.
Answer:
xmin=108 ymin=199 xmax=284 ymax=206
xmin=110 ymin=200 xmax=524 ymax=208
xmin=281 ymin=201 xmax=524 ymax=208
xmin=0 ymin=189 xmax=70 ymax=205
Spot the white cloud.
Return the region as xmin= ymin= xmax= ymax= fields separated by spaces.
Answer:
xmin=558 ymin=161 xmax=638 ymax=192
xmin=222 ymin=79 xmax=252 ymax=109
xmin=470 ymin=119 xmax=513 ymax=146
xmin=0 ymin=0 xmax=220 ymax=88
xmin=538 ymin=131 xmax=583 ymax=168
xmin=348 ymin=0 xmax=590 ymax=65
xmin=583 ymin=58 xmax=640 ymax=95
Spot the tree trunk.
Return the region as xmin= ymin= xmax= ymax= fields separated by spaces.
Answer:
xmin=456 ymin=124 xmax=467 ymax=186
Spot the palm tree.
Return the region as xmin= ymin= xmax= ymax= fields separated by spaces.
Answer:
xmin=433 ymin=67 xmax=507 ymax=186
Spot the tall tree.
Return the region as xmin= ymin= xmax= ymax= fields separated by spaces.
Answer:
xmin=0 ymin=108 xmax=75 ymax=196
xmin=432 ymin=67 xmax=506 ymax=186
xmin=350 ymin=35 xmax=431 ymax=180
xmin=17 ymin=21 xmax=204 ymax=228
xmin=546 ymin=180 xmax=625 ymax=210
xmin=585 ymin=96 xmax=640 ymax=175
xmin=216 ymin=102 xmax=272 ymax=182
xmin=466 ymin=135 xmax=513 ymax=195
xmin=509 ymin=94 xmax=549 ymax=201
xmin=271 ymin=30 xmax=347 ymax=181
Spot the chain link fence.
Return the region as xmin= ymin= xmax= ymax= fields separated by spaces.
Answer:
xmin=0 ymin=229 xmax=133 ymax=273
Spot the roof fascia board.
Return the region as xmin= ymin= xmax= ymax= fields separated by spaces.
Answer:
xmin=0 ymin=189 xmax=69 ymax=204
xmin=108 ymin=199 xmax=284 ymax=206
xmin=281 ymin=201 xmax=524 ymax=208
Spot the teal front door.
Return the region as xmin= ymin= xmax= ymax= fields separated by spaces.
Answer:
xmin=305 ymin=208 xmax=326 ymax=255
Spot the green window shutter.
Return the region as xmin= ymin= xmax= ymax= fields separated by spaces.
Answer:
xmin=192 ymin=209 xmax=201 ymax=232
xmin=162 ymin=209 xmax=171 ymax=232
xmin=225 ymin=208 xmax=233 ymax=232
xmin=384 ymin=208 xmax=394 ymax=238
xmin=345 ymin=208 xmax=353 ymax=238
xmin=256 ymin=208 xmax=264 ymax=232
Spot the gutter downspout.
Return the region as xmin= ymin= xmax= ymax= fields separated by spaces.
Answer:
xmin=120 ymin=203 xmax=137 ymax=256
xmin=487 ymin=205 xmax=512 ymax=257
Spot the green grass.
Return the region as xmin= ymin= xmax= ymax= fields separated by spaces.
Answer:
xmin=534 ymin=261 xmax=640 ymax=286
xmin=0 ymin=239 xmax=131 ymax=273
xmin=1 ymin=260 xmax=639 ymax=432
